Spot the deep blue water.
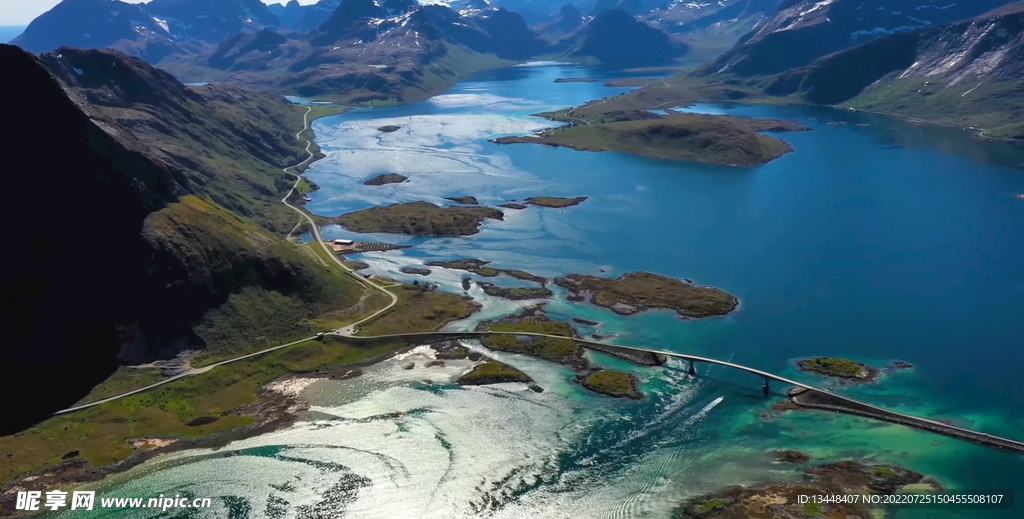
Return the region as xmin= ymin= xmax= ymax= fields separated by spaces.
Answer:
xmin=299 ymin=63 xmax=1024 ymax=514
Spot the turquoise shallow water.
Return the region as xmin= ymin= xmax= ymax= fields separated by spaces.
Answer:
xmin=55 ymin=64 xmax=1024 ymax=518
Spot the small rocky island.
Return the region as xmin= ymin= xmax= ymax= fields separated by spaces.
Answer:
xmin=377 ymin=125 xmax=401 ymax=133
xmin=525 ymin=196 xmax=588 ymax=208
xmin=675 ymin=460 xmax=939 ymax=519
xmin=334 ymin=201 xmax=503 ymax=236
xmin=578 ymin=369 xmax=643 ymax=400
xmin=445 ymin=196 xmax=479 ymax=205
xmin=491 ymin=110 xmax=809 ymax=167
xmin=554 ymin=77 xmax=597 ymax=83
xmin=556 ymin=272 xmax=738 ymax=318
xmin=363 ymin=173 xmax=408 ymax=186
xmin=457 ymin=361 xmax=532 ymax=385
xmin=477 ymin=282 xmax=553 ymax=300
xmin=400 ymin=266 xmax=431 ymax=276
xmin=426 ymin=259 xmax=548 ymax=284
xmin=796 ymin=357 xmax=878 ymax=382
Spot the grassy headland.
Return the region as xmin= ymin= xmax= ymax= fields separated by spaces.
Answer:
xmin=556 ymin=272 xmax=738 ymax=318
xmin=334 ymin=201 xmax=504 ymax=236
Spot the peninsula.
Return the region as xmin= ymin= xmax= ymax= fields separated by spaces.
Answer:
xmin=491 ymin=111 xmax=809 ymax=167
xmin=334 ymin=201 xmax=503 ymax=236
xmin=555 ymin=272 xmax=738 ymax=318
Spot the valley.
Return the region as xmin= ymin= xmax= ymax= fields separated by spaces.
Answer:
xmin=3 ymin=0 xmax=1024 ymax=517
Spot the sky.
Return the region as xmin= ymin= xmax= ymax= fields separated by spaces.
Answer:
xmin=0 ymin=0 xmax=321 ymax=26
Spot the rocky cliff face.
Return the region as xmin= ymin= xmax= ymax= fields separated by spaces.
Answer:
xmin=763 ymin=4 xmax=1024 ymax=135
xmin=702 ymin=0 xmax=1018 ymax=76
xmin=0 ymin=45 xmax=361 ymax=434
xmin=11 ymin=0 xmax=282 ymax=56
xmin=558 ymin=8 xmax=688 ymax=67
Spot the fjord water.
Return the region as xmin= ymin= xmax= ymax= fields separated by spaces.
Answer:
xmin=64 ymin=64 xmax=1024 ymax=518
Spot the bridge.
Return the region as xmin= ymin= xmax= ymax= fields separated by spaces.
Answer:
xmin=330 ymin=329 xmax=1024 ymax=455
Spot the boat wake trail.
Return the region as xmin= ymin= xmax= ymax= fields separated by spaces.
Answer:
xmin=608 ymin=396 xmax=724 ymax=519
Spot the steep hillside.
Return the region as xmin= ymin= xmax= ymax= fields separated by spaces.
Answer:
xmin=0 ymin=45 xmax=363 ymax=433
xmin=537 ymin=3 xmax=588 ymax=37
xmin=701 ymin=0 xmax=1017 ymax=77
xmin=644 ymin=0 xmax=779 ymax=62
xmin=557 ymin=8 xmax=688 ymax=67
xmin=763 ymin=5 xmax=1024 ymax=136
xmin=11 ymin=0 xmax=282 ymax=57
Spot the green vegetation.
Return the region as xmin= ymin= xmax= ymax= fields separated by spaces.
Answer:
xmin=524 ymin=196 xmax=589 ymax=208
xmin=694 ymin=499 xmax=727 ymax=514
xmin=802 ymin=501 xmax=823 ymax=515
xmin=294 ymin=177 xmax=319 ymax=195
xmin=555 ymin=272 xmax=738 ymax=318
xmin=306 ymin=104 xmax=348 ymax=122
xmin=335 ymin=201 xmax=504 ymax=236
xmin=400 ymin=266 xmax=432 ymax=276
xmin=0 ymin=335 xmax=404 ymax=487
xmin=844 ymin=77 xmax=1024 ymax=140
xmin=874 ymin=466 xmax=898 ymax=477
xmin=75 ymin=368 xmax=167 ymax=405
xmin=457 ymin=362 xmax=533 ymax=385
xmin=493 ymin=112 xmax=803 ymax=166
xmin=144 ymin=196 xmax=364 ymax=362
xmin=797 ymin=357 xmax=873 ymax=380
xmin=580 ymin=370 xmax=644 ymax=399
xmin=357 ymin=285 xmax=479 ymax=336
xmin=479 ymin=319 xmax=579 ymax=363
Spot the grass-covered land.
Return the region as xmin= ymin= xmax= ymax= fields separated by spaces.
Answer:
xmin=400 ymin=266 xmax=432 ymax=276
xmin=457 ymin=362 xmax=533 ymax=385
xmin=478 ymin=318 xmax=580 ymax=364
xmin=334 ymin=201 xmax=504 ymax=236
xmin=843 ymin=77 xmax=1024 ymax=140
xmin=306 ymin=104 xmax=348 ymax=122
xmin=0 ymin=335 xmax=404 ymax=488
xmin=580 ymin=370 xmax=643 ymax=399
xmin=492 ymin=112 xmax=805 ymax=166
xmin=796 ymin=357 xmax=876 ymax=381
xmin=75 ymin=368 xmax=167 ymax=406
xmin=356 ymin=285 xmax=480 ymax=336
xmin=524 ymin=196 xmax=589 ymax=208
xmin=555 ymin=272 xmax=738 ymax=318
xmin=145 ymin=196 xmax=366 ymax=361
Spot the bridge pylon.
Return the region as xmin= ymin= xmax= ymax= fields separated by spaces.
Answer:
xmin=763 ymin=377 xmax=771 ymax=396
xmin=688 ymin=360 xmax=696 ymax=376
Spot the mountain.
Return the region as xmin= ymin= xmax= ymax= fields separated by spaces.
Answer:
xmin=182 ymin=2 xmax=550 ymax=102
xmin=557 ymin=8 xmax=687 ymax=67
xmin=645 ymin=0 xmax=778 ymax=34
xmin=269 ymin=0 xmax=305 ymax=29
xmin=10 ymin=0 xmax=282 ymax=56
xmin=144 ymin=0 xmax=281 ymax=41
xmin=762 ymin=2 xmax=1024 ymax=138
xmin=701 ymin=0 xmax=1018 ymax=77
xmin=0 ymin=44 xmax=363 ymax=432
xmin=11 ymin=0 xmax=172 ymax=53
xmin=537 ymin=3 xmax=589 ymax=36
